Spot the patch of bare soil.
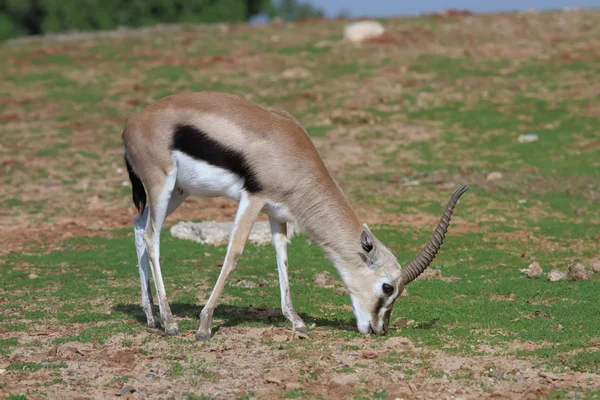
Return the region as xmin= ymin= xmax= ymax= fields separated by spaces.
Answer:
xmin=2 ymin=326 xmax=599 ymax=399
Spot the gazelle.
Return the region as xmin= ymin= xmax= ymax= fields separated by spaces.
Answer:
xmin=122 ymin=91 xmax=467 ymax=340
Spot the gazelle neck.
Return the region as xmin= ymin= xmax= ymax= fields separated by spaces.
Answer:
xmin=291 ymin=180 xmax=363 ymax=275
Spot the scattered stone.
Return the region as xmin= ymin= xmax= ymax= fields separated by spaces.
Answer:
xmin=486 ymin=172 xmax=503 ymax=181
xmin=145 ymin=373 xmax=157 ymax=379
xmin=567 ymin=263 xmax=592 ymax=281
xmin=534 ymin=310 xmax=549 ymax=318
xmin=361 ymin=349 xmax=378 ymax=359
xmin=265 ymin=375 xmax=282 ymax=384
xmin=343 ymin=20 xmax=385 ymax=42
xmin=119 ymin=385 xmax=136 ymax=396
xmin=170 ymin=220 xmax=296 ymax=246
xmin=282 ymin=67 xmax=311 ymax=79
xmin=0 ymin=368 xmax=6 ymax=375
xmin=28 ymin=273 xmax=39 ymax=279
xmin=232 ymin=279 xmax=257 ymax=289
xmin=591 ymin=258 xmax=600 ymax=273
xmin=520 ymin=262 xmax=542 ymax=279
xmin=574 ymin=208 xmax=587 ymax=215
xmin=518 ymin=133 xmax=538 ymax=143
xmin=547 ymin=269 xmax=567 ymax=282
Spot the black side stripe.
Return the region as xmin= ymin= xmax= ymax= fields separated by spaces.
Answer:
xmin=171 ymin=124 xmax=263 ymax=193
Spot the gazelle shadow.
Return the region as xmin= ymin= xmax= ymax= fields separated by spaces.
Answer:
xmin=113 ymin=302 xmax=354 ymax=333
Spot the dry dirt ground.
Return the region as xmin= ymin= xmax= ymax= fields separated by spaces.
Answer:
xmin=3 ymin=326 xmax=600 ymax=400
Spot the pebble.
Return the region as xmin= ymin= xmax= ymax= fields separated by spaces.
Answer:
xmin=520 ymin=261 xmax=542 ymax=278
xmin=119 ymin=385 xmax=136 ymax=396
xmin=518 ymin=133 xmax=538 ymax=143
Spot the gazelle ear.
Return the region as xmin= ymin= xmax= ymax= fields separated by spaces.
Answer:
xmin=360 ymin=229 xmax=374 ymax=253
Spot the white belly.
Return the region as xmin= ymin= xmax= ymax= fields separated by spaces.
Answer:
xmin=173 ymin=151 xmax=244 ymax=201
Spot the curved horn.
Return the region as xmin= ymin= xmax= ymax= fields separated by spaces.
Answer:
xmin=400 ymin=185 xmax=468 ymax=286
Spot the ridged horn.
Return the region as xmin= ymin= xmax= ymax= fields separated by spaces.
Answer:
xmin=400 ymin=185 xmax=468 ymax=286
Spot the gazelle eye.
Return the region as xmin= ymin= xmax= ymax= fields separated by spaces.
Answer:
xmin=382 ymin=283 xmax=394 ymax=296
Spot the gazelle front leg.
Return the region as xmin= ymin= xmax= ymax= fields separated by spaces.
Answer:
xmin=196 ymin=192 xmax=265 ymax=340
xmin=269 ymin=218 xmax=307 ymax=334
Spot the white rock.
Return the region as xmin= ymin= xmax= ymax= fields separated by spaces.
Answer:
xmin=170 ymin=220 xmax=296 ymax=245
xmin=547 ymin=269 xmax=567 ymax=282
xmin=343 ymin=20 xmax=385 ymax=42
xmin=518 ymin=134 xmax=538 ymax=143
xmin=486 ymin=172 xmax=503 ymax=181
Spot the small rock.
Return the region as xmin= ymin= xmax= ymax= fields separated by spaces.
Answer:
xmin=145 ymin=373 xmax=157 ymax=379
xmin=520 ymin=262 xmax=542 ymax=279
xmin=518 ymin=133 xmax=538 ymax=143
xmin=265 ymin=375 xmax=281 ymax=384
xmin=547 ymin=269 xmax=567 ymax=282
xmin=28 ymin=273 xmax=39 ymax=279
xmin=400 ymin=287 xmax=408 ymax=296
xmin=361 ymin=349 xmax=378 ymax=359
xmin=486 ymin=172 xmax=503 ymax=181
xmin=567 ymin=263 xmax=592 ymax=281
xmin=119 ymin=385 xmax=136 ymax=396
xmin=232 ymin=279 xmax=257 ymax=288
xmin=574 ymin=208 xmax=587 ymax=215
xmin=282 ymin=67 xmax=311 ymax=79
xmin=343 ymin=20 xmax=385 ymax=42
xmin=0 ymin=368 xmax=6 ymax=375
xmin=591 ymin=258 xmax=600 ymax=273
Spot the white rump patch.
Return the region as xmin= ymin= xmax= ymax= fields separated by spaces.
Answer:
xmin=173 ymin=150 xmax=244 ymax=200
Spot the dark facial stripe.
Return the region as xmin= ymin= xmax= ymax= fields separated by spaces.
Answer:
xmin=374 ymin=297 xmax=385 ymax=316
xmin=171 ymin=124 xmax=262 ymax=193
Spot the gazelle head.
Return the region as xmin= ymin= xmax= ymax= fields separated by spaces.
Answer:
xmin=345 ymin=185 xmax=468 ymax=335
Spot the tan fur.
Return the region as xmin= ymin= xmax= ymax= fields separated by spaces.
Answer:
xmin=123 ymin=91 xmax=364 ymax=258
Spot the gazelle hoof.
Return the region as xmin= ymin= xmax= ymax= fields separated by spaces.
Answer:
xmin=195 ymin=330 xmax=211 ymax=341
xmin=165 ymin=323 xmax=179 ymax=336
xmin=294 ymin=326 xmax=308 ymax=336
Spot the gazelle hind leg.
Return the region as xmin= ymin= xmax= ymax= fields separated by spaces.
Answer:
xmin=134 ymin=206 xmax=160 ymax=328
xmin=196 ymin=192 xmax=265 ymax=340
xmin=269 ymin=218 xmax=307 ymax=334
xmin=133 ymin=186 xmax=187 ymax=331
xmin=143 ymin=168 xmax=182 ymax=336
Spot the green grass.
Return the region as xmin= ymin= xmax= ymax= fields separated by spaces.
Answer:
xmin=1 ymin=224 xmax=599 ymax=371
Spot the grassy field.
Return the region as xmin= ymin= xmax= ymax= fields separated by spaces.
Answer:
xmin=1 ymin=9 xmax=600 ymax=400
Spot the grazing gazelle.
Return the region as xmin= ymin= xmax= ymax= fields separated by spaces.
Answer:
xmin=122 ymin=91 xmax=467 ymax=340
